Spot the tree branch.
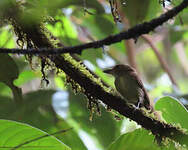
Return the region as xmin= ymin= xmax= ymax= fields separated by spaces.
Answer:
xmin=0 ymin=0 xmax=187 ymax=55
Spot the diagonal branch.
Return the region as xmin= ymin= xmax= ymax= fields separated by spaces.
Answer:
xmin=0 ymin=0 xmax=187 ymax=55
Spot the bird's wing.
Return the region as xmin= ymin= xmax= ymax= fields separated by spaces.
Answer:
xmin=130 ymin=72 xmax=151 ymax=110
xmin=129 ymin=72 xmax=145 ymax=89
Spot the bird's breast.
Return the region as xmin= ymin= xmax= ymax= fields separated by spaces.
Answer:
xmin=115 ymin=75 xmax=140 ymax=103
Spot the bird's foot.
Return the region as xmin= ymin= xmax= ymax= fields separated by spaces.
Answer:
xmin=128 ymin=103 xmax=141 ymax=112
xmin=133 ymin=105 xmax=139 ymax=112
xmin=129 ymin=103 xmax=140 ymax=112
xmin=134 ymin=102 xmax=141 ymax=110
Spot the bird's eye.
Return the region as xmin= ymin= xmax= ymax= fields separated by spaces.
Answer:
xmin=115 ymin=66 xmax=120 ymax=70
xmin=117 ymin=65 xmax=121 ymax=68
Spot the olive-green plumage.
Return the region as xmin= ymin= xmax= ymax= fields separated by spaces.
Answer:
xmin=104 ymin=64 xmax=152 ymax=110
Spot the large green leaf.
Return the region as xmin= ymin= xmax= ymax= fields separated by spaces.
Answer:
xmin=107 ymin=129 xmax=166 ymax=150
xmin=0 ymin=119 xmax=70 ymax=150
xmin=155 ymin=96 xmax=188 ymax=130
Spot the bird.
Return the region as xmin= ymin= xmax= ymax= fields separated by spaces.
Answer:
xmin=103 ymin=64 xmax=153 ymax=111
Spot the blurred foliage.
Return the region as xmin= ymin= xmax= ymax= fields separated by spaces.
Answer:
xmin=121 ymin=0 xmax=162 ymax=26
xmin=107 ymin=129 xmax=176 ymax=150
xmin=0 ymin=0 xmax=188 ymax=149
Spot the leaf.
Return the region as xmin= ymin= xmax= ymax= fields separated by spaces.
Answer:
xmin=121 ymin=0 xmax=161 ymax=26
xmin=0 ymin=54 xmax=22 ymax=102
xmin=0 ymin=54 xmax=19 ymax=84
xmin=155 ymin=96 xmax=188 ymax=130
xmin=14 ymin=70 xmax=38 ymax=86
xmin=81 ymin=48 xmax=103 ymax=66
xmin=0 ymin=119 xmax=71 ymax=150
xmin=82 ymin=14 xmax=116 ymax=38
xmin=0 ymin=28 xmax=14 ymax=48
xmin=0 ymin=95 xmax=16 ymax=119
xmin=107 ymin=129 xmax=162 ymax=150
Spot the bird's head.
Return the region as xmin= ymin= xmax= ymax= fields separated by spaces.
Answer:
xmin=103 ymin=64 xmax=135 ymax=76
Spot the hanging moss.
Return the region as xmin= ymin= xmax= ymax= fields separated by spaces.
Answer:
xmin=5 ymin=1 xmax=115 ymax=118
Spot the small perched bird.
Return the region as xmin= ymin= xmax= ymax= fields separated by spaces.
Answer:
xmin=104 ymin=64 xmax=153 ymax=111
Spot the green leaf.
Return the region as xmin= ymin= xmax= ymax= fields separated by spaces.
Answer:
xmin=0 ymin=95 xmax=16 ymax=119
xmin=145 ymin=0 xmax=162 ymax=21
xmin=94 ymin=15 xmax=115 ymax=36
xmin=81 ymin=48 xmax=103 ymax=66
xmin=14 ymin=70 xmax=38 ymax=86
xmin=0 ymin=54 xmax=22 ymax=102
xmin=155 ymin=96 xmax=188 ymax=130
xmin=0 ymin=119 xmax=71 ymax=150
xmin=121 ymin=0 xmax=161 ymax=26
xmin=0 ymin=54 xmax=19 ymax=84
xmin=0 ymin=28 xmax=14 ymax=48
xmin=107 ymin=129 xmax=161 ymax=150
xmin=82 ymin=14 xmax=116 ymax=38
xmin=0 ymin=82 xmax=13 ymax=97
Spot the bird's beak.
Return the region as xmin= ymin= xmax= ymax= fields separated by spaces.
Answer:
xmin=103 ymin=68 xmax=114 ymax=75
